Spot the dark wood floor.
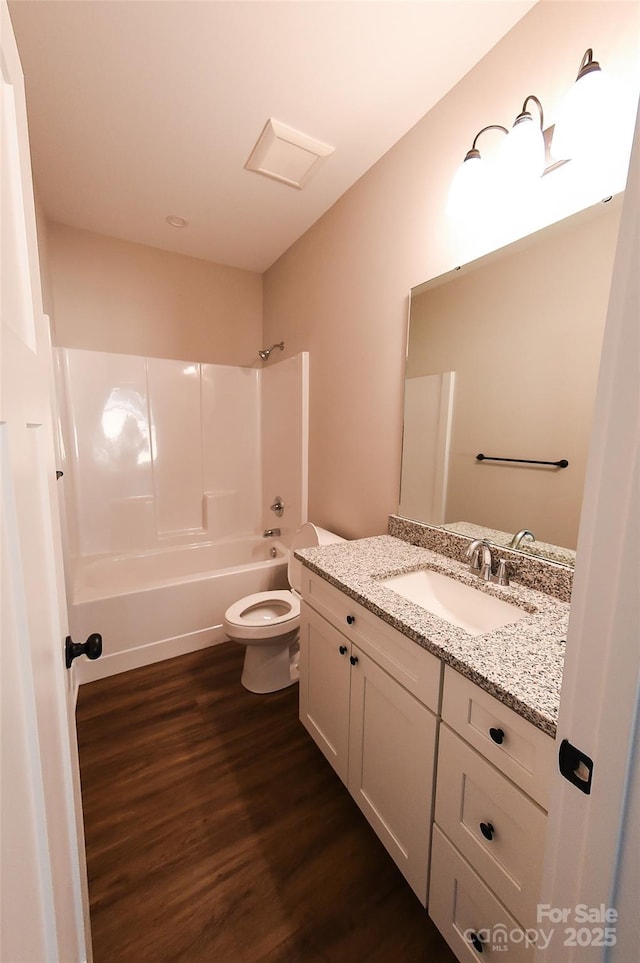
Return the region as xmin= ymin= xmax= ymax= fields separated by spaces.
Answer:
xmin=76 ymin=643 xmax=457 ymax=963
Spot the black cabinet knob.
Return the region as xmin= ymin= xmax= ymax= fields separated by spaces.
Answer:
xmin=346 ymin=615 xmax=355 ymax=625
xmin=480 ymin=821 xmax=495 ymax=841
xmin=349 ymin=655 xmax=359 ymax=666
xmin=489 ymin=727 xmax=505 ymax=745
xmin=65 ymin=633 xmax=102 ymax=669
xmin=339 ymin=645 xmax=348 ymax=655
xmin=470 ymin=932 xmax=484 ymax=953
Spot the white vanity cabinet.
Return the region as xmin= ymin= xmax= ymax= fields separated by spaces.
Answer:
xmin=299 ymin=570 xmax=441 ymax=905
xmin=429 ymin=666 xmax=556 ymax=960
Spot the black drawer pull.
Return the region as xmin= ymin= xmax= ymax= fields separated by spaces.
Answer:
xmin=339 ymin=645 xmax=348 ymax=655
xmin=346 ymin=615 xmax=355 ymax=625
xmin=349 ymin=655 xmax=359 ymax=666
xmin=469 ymin=932 xmax=484 ymax=953
xmin=489 ymin=727 xmax=505 ymax=745
xmin=480 ymin=821 xmax=495 ymax=841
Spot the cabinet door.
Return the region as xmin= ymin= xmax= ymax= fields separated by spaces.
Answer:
xmin=299 ymin=603 xmax=351 ymax=783
xmin=348 ymin=646 xmax=437 ymax=906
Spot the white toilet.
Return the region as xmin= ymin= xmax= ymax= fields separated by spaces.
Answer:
xmin=223 ymin=522 xmax=344 ymax=693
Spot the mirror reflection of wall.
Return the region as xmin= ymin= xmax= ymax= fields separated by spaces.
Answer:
xmin=401 ymin=195 xmax=622 ymax=554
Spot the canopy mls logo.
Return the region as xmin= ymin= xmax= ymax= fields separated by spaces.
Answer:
xmin=462 ymin=925 xmax=550 ymax=953
xmin=464 ymin=904 xmax=618 ymax=954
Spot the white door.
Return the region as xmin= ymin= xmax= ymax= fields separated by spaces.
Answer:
xmin=1 ymin=3 xmax=90 ymax=960
xmin=537 ymin=105 xmax=640 ymax=960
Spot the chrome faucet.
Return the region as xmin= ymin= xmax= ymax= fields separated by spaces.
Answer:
xmin=510 ymin=529 xmax=535 ymax=549
xmin=466 ymin=539 xmax=494 ymax=581
xmin=466 ymin=539 xmax=510 ymax=585
xmin=263 ymin=528 xmax=281 ymax=538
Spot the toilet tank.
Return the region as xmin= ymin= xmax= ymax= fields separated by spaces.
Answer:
xmin=288 ymin=523 xmax=345 ymax=595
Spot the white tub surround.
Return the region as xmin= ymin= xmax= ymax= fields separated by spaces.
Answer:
xmin=56 ymin=349 xmax=309 ymax=680
xmin=56 ymin=350 xmax=265 ymax=556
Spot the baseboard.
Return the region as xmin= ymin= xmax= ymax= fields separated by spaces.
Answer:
xmin=75 ymin=625 xmax=228 ymax=684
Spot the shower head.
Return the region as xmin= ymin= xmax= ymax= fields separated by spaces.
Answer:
xmin=258 ymin=341 xmax=285 ymax=361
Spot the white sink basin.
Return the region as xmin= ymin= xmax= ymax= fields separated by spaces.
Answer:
xmin=380 ymin=568 xmax=528 ymax=636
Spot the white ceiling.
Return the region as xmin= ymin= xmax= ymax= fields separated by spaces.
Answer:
xmin=9 ymin=0 xmax=535 ymax=273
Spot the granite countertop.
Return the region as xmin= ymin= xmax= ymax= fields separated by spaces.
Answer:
xmin=296 ymin=534 xmax=569 ymax=738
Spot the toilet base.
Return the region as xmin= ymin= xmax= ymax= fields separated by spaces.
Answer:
xmin=240 ymin=635 xmax=300 ymax=694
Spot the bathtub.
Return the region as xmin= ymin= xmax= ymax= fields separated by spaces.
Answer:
xmin=69 ymin=537 xmax=289 ymax=684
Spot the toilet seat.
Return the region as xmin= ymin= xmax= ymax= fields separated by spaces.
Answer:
xmin=223 ymin=590 xmax=300 ymax=641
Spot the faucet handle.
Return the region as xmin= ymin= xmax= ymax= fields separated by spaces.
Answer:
xmin=494 ymin=558 xmax=510 ymax=586
xmin=479 ymin=559 xmax=493 ymax=582
xmin=270 ymin=496 xmax=284 ymax=517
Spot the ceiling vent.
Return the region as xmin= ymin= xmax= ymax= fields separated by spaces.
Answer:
xmin=245 ymin=119 xmax=334 ymax=189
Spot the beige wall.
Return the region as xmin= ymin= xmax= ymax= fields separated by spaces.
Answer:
xmin=47 ymin=222 xmax=263 ymax=365
xmin=263 ymin=1 xmax=640 ymax=539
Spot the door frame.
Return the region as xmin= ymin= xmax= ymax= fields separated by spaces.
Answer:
xmin=537 ymin=101 xmax=640 ymax=960
xmin=1 ymin=2 xmax=91 ymax=959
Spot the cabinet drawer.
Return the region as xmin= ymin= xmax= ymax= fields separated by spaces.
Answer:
xmin=442 ymin=665 xmax=555 ymax=809
xmin=301 ymin=569 xmax=441 ymax=711
xmin=429 ymin=826 xmax=536 ymax=962
xmin=435 ymin=725 xmax=546 ymax=930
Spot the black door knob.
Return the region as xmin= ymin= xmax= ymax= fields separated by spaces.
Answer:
xmin=489 ymin=727 xmax=505 ymax=745
xmin=480 ymin=821 xmax=495 ymax=841
xmin=339 ymin=645 xmax=348 ymax=655
xmin=469 ymin=932 xmax=484 ymax=953
xmin=346 ymin=615 xmax=355 ymax=625
xmin=350 ymin=655 xmax=359 ymax=666
xmin=65 ymin=633 xmax=103 ymax=669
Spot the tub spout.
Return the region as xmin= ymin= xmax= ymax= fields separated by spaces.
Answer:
xmin=263 ymin=528 xmax=281 ymax=538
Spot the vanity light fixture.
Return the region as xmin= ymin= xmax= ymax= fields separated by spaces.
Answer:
xmin=552 ymin=49 xmax=611 ymax=161
xmin=447 ymin=48 xmax=614 ymax=217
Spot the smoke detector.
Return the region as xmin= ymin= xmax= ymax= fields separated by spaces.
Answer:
xmin=245 ymin=118 xmax=334 ymax=189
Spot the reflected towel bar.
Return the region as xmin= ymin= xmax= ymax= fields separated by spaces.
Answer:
xmin=476 ymin=454 xmax=569 ymax=468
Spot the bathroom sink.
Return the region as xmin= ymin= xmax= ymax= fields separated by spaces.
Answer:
xmin=380 ymin=569 xmax=528 ymax=636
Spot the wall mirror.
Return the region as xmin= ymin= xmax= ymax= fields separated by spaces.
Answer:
xmin=399 ymin=194 xmax=623 ymax=566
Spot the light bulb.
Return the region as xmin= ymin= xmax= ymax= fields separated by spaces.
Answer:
xmin=500 ymin=114 xmax=546 ymax=186
xmin=446 ymin=150 xmax=485 ymax=219
xmin=552 ymin=50 xmax=615 ymax=161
